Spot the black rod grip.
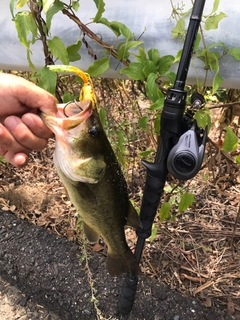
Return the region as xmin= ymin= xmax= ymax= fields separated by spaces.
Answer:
xmin=117 ymin=274 xmax=138 ymax=315
xmin=136 ymin=162 xmax=167 ymax=240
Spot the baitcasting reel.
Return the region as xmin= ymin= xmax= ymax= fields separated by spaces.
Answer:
xmin=167 ymin=93 xmax=208 ymax=180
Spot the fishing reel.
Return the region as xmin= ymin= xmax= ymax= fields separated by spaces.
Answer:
xmin=167 ymin=93 xmax=208 ymax=180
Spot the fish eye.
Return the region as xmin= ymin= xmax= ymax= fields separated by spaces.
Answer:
xmin=88 ymin=126 xmax=99 ymax=137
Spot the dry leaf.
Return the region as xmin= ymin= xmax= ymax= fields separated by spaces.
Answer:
xmin=92 ymin=243 xmax=104 ymax=253
xmin=2 ymin=206 xmax=9 ymax=211
xmin=205 ymin=297 xmax=212 ymax=307
xmin=9 ymin=205 xmax=16 ymax=212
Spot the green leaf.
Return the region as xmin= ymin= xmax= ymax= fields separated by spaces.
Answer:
xmin=139 ymin=149 xmax=154 ymax=157
xmin=146 ymin=73 xmax=164 ymax=102
xmin=119 ymin=62 xmax=145 ymax=81
xmin=72 ymin=1 xmax=80 ymax=12
xmin=194 ymin=109 xmax=211 ymax=130
xmin=46 ymin=1 xmax=64 ymax=30
xmin=194 ymin=33 xmax=201 ymax=51
xmin=142 ymin=60 xmax=156 ymax=77
xmin=149 ymin=97 xmax=164 ymax=110
xmin=27 ymin=47 xmax=35 ymax=71
xmin=135 ymin=47 xmax=147 ymax=63
xmin=201 ymin=42 xmax=226 ymax=54
xmin=16 ymin=0 xmax=28 ymax=8
xmin=171 ymin=18 xmax=185 ymax=39
xmin=93 ymin=0 xmax=105 ymax=22
xmin=150 ymin=224 xmax=157 ymax=242
xmin=209 ymin=52 xmax=220 ymax=72
xmin=147 ymin=48 xmax=161 ymax=65
xmin=173 ymin=49 xmax=183 ymax=63
xmin=42 ymin=0 xmax=55 ymax=13
xmin=178 ymin=193 xmax=195 ymax=212
xmin=111 ymin=21 xmax=133 ymax=40
xmin=211 ymin=0 xmax=220 ymax=14
xmin=228 ymin=48 xmax=240 ymax=61
xmin=117 ymin=40 xmax=143 ymax=61
xmin=67 ymin=40 xmax=82 ymax=62
xmin=159 ymin=202 xmax=171 ymax=222
xmin=97 ymin=17 xmax=120 ymax=36
xmin=36 ymin=67 xmax=57 ymax=95
xmin=99 ymin=108 xmax=107 ymax=127
xmin=236 ymin=155 xmax=240 ymax=164
xmin=63 ymin=91 xmax=76 ymax=103
xmin=154 ymin=114 xmax=161 ymax=136
xmin=93 ymin=0 xmax=101 ymax=7
xmin=97 ymin=19 xmax=133 ymax=40
xmin=165 ymin=71 xmax=176 ymax=84
xmin=180 ymin=7 xmax=192 ymax=18
xmin=14 ymin=11 xmax=38 ymax=48
xmin=139 ymin=116 xmax=149 ymax=129
xmin=10 ymin=0 xmax=17 ymax=19
xmin=47 ymin=36 xmax=69 ymax=65
xmin=198 ymin=50 xmax=219 ymax=72
xmin=212 ymin=72 xmax=223 ymax=94
xmin=0 ymin=156 xmax=7 ymax=164
xmin=205 ymin=12 xmax=227 ymax=30
xmin=222 ymin=127 xmax=238 ymax=152
xmin=157 ymin=55 xmax=174 ymax=75
xmin=87 ymin=57 xmax=110 ymax=77
xmin=208 ymin=42 xmax=226 ymax=53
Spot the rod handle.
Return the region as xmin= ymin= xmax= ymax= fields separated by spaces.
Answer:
xmin=117 ymin=275 xmax=138 ymax=315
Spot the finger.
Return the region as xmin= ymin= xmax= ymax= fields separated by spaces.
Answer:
xmin=5 ymin=74 xmax=58 ymax=115
xmin=4 ymin=116 xmax=47 ymax=151
xmin=16 ymin=79 xmax=57 ymax=115
xmin=0 ymin=123 xmax=30 ymax=156
xmin=21 ymin=113 xmax=54 ymax=139
xmin=3 ymin=151 xmax=29 ymax=168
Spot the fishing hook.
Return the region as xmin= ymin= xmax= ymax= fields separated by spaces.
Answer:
xmin=63 ymin=100 xmax=83 ymax=117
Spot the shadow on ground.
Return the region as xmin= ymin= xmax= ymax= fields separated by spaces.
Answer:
xmin=0 ymin=210 xmax=235 ymax=320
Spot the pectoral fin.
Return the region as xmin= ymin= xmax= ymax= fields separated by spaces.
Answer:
xmin=126 ymin=201 xmax=142 ymax=229
xmin=83 ymin=222 xmax=100 ymax=243
xmin=107 ymin=247 xmax=141 ymax=277
xmin=76 ymin=157 xmax=106 ymax=184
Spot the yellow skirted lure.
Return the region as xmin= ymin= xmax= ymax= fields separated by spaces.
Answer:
xmin=47 ymin=65 xmax=97 ymax=108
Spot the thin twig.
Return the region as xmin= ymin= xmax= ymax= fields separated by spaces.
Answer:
xmin=61 ymin=8 xmax=130 ymax=66
xmin=230 ymin=204 xmax=240 ymax=259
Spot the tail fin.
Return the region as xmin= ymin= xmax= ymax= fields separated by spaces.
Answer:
xmin=107 ymin=248 xmax=141 ymax=277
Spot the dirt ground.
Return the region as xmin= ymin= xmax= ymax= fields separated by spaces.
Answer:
xmin=0 ymin=77 xmax=239 ymax=319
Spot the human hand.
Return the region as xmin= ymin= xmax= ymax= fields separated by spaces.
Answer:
xmin=0 ymin=73 xmax=57 ymax=168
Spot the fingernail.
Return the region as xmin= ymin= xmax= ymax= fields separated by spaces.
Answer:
xmin=15 ymin=154 xmax=27 ymax=167
xmin=23 ymin=114 xmax=34 ymax=127
xmin=5 ymin=117 xmax=18 ymax=130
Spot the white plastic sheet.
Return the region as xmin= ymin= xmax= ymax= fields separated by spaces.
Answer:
xmin=1 ymin=0 xmax=240 ymax=88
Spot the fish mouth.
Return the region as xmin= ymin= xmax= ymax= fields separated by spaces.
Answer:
xmin=39 ymin=100 xmax=93 ymax=137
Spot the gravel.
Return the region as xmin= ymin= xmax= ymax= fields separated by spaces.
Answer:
xmin=0 ymin=210 xmax=235 ymax=320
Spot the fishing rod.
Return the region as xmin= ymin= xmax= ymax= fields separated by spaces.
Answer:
xmin=118 ymin=0 xmax=207 ymax=315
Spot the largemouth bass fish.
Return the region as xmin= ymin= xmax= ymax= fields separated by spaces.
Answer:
xmin=40 ymin=66 xmax=141 ymax=277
